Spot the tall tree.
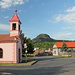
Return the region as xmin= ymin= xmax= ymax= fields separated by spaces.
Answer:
xmin=20 ymin=30 xmax=25 ymax=54
xmin=20 ymin=30 xmax=34 ymax=54
xmin=26 ymin=38 xmax=34 ymax=54
xmin=61 ymin=42 xmax=68 ymax=52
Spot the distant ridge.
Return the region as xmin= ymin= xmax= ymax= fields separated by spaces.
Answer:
xmin=32 ymin=34 xmax=70 ymax=43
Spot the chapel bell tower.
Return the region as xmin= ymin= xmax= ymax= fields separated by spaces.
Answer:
xmin=9 ymin=10 xmax=21 ymax=36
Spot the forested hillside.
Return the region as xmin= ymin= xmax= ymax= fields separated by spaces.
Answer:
xmin=33 ymin=42 xmax=54 ymax=50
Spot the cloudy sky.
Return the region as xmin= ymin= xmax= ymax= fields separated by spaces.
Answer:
xmin=1 ymin=0 xmax=75 ymax=40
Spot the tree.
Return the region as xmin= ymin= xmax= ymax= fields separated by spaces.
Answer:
xmin=23 ymin=38 xmax=34 ymax=54
xmin=20 ymin=30 xmax=25 ymax=54
xmin=20 ymin=30 xmax=34 ymax=54
xmin=33 ymin=42 xmax=54 ymax=50
xmin=26 ymin=38 xmax=34 ymax=54
xmin=61 ymin=42 xmax=68 ymax=52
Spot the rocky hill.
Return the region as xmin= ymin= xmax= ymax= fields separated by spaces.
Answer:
xmin=32 ymin=34 xmax=64 ymax=43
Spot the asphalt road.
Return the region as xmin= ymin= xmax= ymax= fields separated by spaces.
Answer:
xmin=0 ymin=56 xmax=75 ymax=75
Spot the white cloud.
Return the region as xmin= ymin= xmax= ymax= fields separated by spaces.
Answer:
xmin=0 ymin=0 xmax=29 ymax=8
xmin=0 ymin=24 xmax=9 ymax=31
xmin=53 ymin=6 xmax=75 ymax=30
xmin=66 ymin=6 xmax=75 ymax=12
xmin=4 ymin=16 xmax=9 ymax=19
xmin=52 ymin=32 xmax=73 ymax=40
xmin=51 ymin=6 xmax=75 ymax=40
xmin=53 ymin=13 xmax=75 ymax=23
xmin=53 ymin=6 xmax=75 ymax=23
xmin=53 ymin=14 xmax=62 ymax=23
xmin=63 ymin=25 xmax=75 ymax=31
xmin=63 ymin=13 xmax=75 ymax=23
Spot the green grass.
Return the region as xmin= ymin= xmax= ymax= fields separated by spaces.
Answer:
xmin=0 ymin=60 xmax=36 ymax=66
xmin=71 ymin=56 xmax=75 ymax=58
xmin=27 ymin=56 xmax=38 ymax=58
xmin=27 ymin=57 xmax=34 ymax=58
xmin=55 ymin=55 xmax=75 ymax=58
xmin=57 ymin=55 xmax=71 ymax=57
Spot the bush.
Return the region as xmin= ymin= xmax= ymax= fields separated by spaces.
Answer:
xmin=22 ymin=54 xmax=26 ymax=57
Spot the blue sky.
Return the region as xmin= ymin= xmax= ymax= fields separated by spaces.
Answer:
xmin=1 ymin=0 xmax=75 ymax=40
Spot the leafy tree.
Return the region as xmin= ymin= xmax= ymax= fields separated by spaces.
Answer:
xmin=22 ymin=37 xmax=27 ymax=54
xmin=20 ymin=30 xmax=24 ymax=42
xmin=20 ymin=30 xmax=34 ymax=54
xmin=20 ymin=30 xmax=25 ymax=54
xmin=26 ymin=38 xmax=34 ymax=54
xmin=33 ymin=42 xmax=54 ymax=50
xmin=61 ymin=42 xmax=68 ymax=52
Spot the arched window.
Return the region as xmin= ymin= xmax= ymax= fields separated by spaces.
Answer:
xmin=0 ymin=48 xmax=3 ymax=58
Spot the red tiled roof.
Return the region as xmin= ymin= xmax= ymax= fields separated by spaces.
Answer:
xmin=0 ymin=34 xmax=19 ymax=43
xmin=9 ymin=13 xmax=21 ymax=24
xmin=55 ymin=42 xmax=75 ymax=48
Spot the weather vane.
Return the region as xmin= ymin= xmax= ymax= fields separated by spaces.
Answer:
xmin=14 ymin=10 xmax=17 ymax=13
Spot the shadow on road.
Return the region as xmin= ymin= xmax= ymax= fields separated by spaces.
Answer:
xmin=0 ymin=66 xmax=69 ymax=75
xmin=35 ymin=56 xmax=62 ymax=61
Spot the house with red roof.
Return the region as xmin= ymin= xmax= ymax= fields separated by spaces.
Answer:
xmin=0 ymin=12 xmax=22 ymax=63
xmin=53 ymin=42 xmax=75 ymax=56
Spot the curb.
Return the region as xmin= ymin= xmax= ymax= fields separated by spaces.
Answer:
xmin=0 ymin=60 xmax=38 ymax=66
xmin=31 ymin=60 xmax=38 ymax=65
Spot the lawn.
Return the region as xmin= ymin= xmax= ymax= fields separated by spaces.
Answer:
xmin=0 ymin=60 xmax=36 ymax=66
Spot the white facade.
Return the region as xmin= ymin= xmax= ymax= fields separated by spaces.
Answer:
xmin=53 ymin=45 xmax=61 ymax=56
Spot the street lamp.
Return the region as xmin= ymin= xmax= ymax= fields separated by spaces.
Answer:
xmin=24 ymin=43 xmax=27 ymax=62
xmin=33 ymin=48 xmax=36 ymax=60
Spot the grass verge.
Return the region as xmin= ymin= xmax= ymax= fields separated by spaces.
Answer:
xmin=0 ymin=60 xmax=37 ymax=66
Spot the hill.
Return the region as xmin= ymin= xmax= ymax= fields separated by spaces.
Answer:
xmin=32 ymin=34 xmax=65 ymax=43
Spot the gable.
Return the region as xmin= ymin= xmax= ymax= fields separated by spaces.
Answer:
xmin=53 ymin=44 xmax=57 ymax=48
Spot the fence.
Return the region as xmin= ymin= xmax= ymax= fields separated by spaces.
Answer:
xmin=60 ymin=52 xmax=75 ymax=57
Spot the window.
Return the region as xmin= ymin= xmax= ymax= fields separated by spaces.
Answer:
xmin=19 ymin=24 xmax=20 ymax=30
xmin=0 ymin=48 xmax=3 ymax=58
xmin=54 ymin=51 xmax=56 ymax=54
xmin=12 ymin=23 xmax=16 ymax=30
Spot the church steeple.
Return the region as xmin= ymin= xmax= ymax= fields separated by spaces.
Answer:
xmin=9 ymin=11 xmax=21 ymax=36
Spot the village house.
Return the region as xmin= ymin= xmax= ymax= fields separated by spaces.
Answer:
xmin=34 ymin=48 xmax=45 ymax=55
xmin=0 ymin=12 xmax=22 ymax=63
xmin=53 ymin=42 xmax=75 ymax=56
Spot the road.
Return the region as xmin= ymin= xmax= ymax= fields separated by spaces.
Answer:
xmin=0 ymin=56 xmax=75 ymax=75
